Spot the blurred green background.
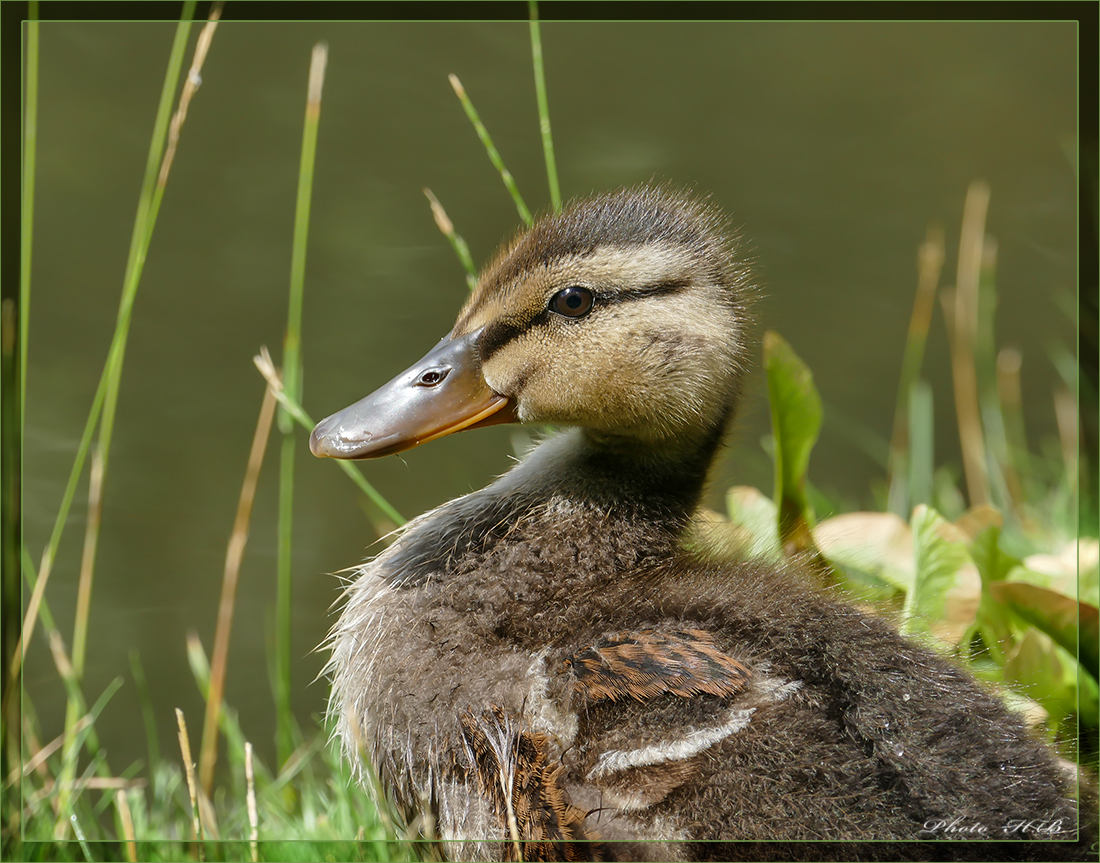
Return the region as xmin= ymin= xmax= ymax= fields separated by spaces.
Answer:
xmin=23 ymin=19 xmax=1078 ymax=778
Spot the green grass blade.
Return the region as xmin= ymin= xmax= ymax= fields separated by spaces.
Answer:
xmin=185 ymin=634 xmax=274 ymax=786
xmin=254 ymin=350 xmax=404 ymax=525
xmin=449 ymin=73 xmax=533 ymax=225
xmin=53 ymin=676 xmax=124 ymax=812
xmin=528 ymin=1 xmax=560 ymax=212
xmin=275 ymin=43 xmax=328 ymax=767
xmin=424 ymin=188 xmax=478 ymax=290
xmin=67 ymin=9 xmax=195 ymax=669
xmin=275 ymin=437 xmax=301 ymax=768
xmin=20 ymin=7 xmax=38 ymax=422
xmin=55 ymin=10 xmax=197 ymax=837
xmin=907 ymin=379 xmax=934 ymax=508
xmin=281 ymin=43 xmax=327 ymax=425
xmin=128 ymin=649 xmax=161 ymax=776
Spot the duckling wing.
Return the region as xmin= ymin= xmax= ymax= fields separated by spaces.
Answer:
xmin=446 ymin=630 xmax=758 ymax=860
xmin=556 ymin=629 xmax=762 ymax=818
xmin=567 ymin=628 xmax=751 ymax=702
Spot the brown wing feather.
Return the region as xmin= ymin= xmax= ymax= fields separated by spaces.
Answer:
xmin=567 ymin=628 xmax=751 ymax=702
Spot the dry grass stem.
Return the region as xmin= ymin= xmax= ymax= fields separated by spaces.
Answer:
xmin=424 ymin=187 xmax=478 ymax=288
xmin=158 ymin=2 xmax=223 ymax=188
xmin=254 ymin=347 xmax=282 ymax=392
xmin=175 ymin=707 xmax=204 ymax=858
xmin=72 ymin=447 xmax=104 ymax=677
xmin=116 ymin=789 xmax=138 ymax=862
xmin=198 ymin=792 xmax=220 ymax=841
xmin=425 ymin=187 xmax=454 ymax=236
xmin=307 ymin=41 xmax=328 ymax=118
xmin=914 ymin=226 xmax=946 ymax=342
xmin=47 ymin=629 xmax=75 ymax=683
xmin=1053 ymin=388 xmax=1078 ymax=485
xmin=59 ymin=776 xmax=144 ymax=791
xmin=12 ymin=547 xmax=53 ymax=685
xmin=245 ymin=741 xmax=259 ymax=862
xmin=199 ymin=383 xmax=279 ymax=797
xmin=6 ymin=715 xmax=90 ymax=786
xmin=949 ymin=181 xmax=991 ymax=507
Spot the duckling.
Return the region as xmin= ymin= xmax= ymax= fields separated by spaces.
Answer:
xmin=311 ymin=186 xmax=1093 ymax=861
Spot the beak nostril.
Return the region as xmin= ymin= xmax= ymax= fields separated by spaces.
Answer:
xmin=418 ymin=368 xmax=450 ymax=387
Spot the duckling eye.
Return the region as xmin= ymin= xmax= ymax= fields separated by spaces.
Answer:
xmin=550 ymin=286 xmax=594 ymax=318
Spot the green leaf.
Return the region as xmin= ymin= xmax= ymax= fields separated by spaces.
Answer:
xmin=967 ymin=522 xmax=1020 ymax=585
xmin=989 ymin=581 xmax=1099 ymax=682
xmin=725 ymin=486 xmax=782 ymax=562
xmin=1003 ymin=629 xmax=1080 ymax=725
xmin=763 ymin=331 xmax=822 ymax=551
xmin=813 ymin=511 xmax=912 ymax=592
xmin=903 ymin=504 xmax=973 ymax=640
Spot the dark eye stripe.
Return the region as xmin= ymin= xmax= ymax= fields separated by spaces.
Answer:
xmin=477 ymin=319 xmax=529 ymax=362
xmin=477 ymin=278 xmax=691 ymax=361
xmin=605 ymin=278 xmax=692 ymax=304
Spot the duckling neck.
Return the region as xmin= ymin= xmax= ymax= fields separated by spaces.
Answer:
xmin=381 ymin=424 xmax=727 ymax=590
xmin=552 ymin=423 xmax=727 ymax=518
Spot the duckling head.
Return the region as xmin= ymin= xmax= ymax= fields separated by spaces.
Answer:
xmin=310 ymin=185 xmax=752 ymax=462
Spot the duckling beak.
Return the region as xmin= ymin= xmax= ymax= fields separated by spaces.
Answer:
xmin=309 ymin=329 xmax=516 ymax=459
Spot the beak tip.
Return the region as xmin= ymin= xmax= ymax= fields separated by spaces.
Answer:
xmin=309 ymin=421 xmax=331 ymax=458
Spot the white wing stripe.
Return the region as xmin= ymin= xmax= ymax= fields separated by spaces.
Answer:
xmin=587 ymin=708 xmax=755 ymax=780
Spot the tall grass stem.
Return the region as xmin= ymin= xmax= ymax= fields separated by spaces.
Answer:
xmin=10 ymin=29 xmax=39 ymax=735
xmin=449 ymin=73 xmax=533 ymax=225
xmin=1 ymin=302 xmax=19 ymax=779
xmin=53 ymin=9 xmax=204 ymax=834
xmin=424 ymin=188 xmax=478 ymax=290
xmin=21 ymin=0 xmax=38 ymax=418
xmin=948 ymin=181 xmax=991 ymax=507
xmin=176 ymin=708 xmax=205 ymax=859
xmin=200 ymin=384 xmax=278 ymax=798
xmin=907 ymin=380 xmax=934 ymax=508
xmin=51 ymin=11 xmax=200 ymax=835
xmin=529 ymin=2 xmax=560 ymax=211
xmin=246 ymin=742 xmax=259 ymax=862
xmin=128 ymin=649 xmax=160 ymax=775
xmin=115 ymin=789 xmax=138 ymax=862
xmin=974 ymin=238 xmax=1014 ymax=513
xmin=886 ymin=224 xmax=944 ymax=516
xmin=275 ymin=42 xmax=328 ymax=766
xmin=13 ymin=374 xmax=105 ymax=682
xmin=996 ymin=347 xmax=1028 ymax=510
xmin=8 ymin=4 xmax=38 ymax=751
xmin=1053 ymin=388 xmax=1078 ymax=488
xmin=71 ymin=450 xmax=104 ymax=678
